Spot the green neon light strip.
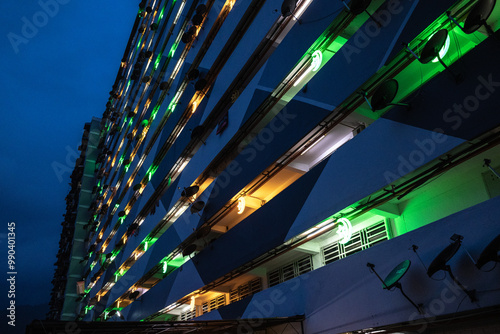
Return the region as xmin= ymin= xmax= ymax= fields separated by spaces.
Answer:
xmin=136 ymin=37 xmax=142 ymax=52
xmin=157 ymin=0 xmax=174 ymax=23
xmin=151 ymin=105 xmax=161 ymax=120
xmin=154 ymin=54 xmax=162 ymax=70
xmin=168 ymin=42 xmax=179 ymax=58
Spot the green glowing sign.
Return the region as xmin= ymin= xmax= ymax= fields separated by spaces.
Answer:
xmin=337 ymin=218 xmax=352 ymax=244
xmin=311 ymin=50 xmax=322 ymax=71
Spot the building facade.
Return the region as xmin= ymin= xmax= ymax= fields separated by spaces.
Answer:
xmin=47 ymin=0 xmax=500 ymax=333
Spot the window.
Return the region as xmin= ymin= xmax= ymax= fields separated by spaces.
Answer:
xmin=229 ymin=277 xmax=262 ymax=304
xmin=179 ymin=309 xmax=196 ymax=321
xmin=267 ymin=255 xmax=313 ymax=287
xmin=201 ymin=294 xmax=226 ymax=314
xmin=322 ymin=221 xmax=388 ymax=265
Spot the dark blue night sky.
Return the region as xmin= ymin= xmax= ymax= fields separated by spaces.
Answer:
xmin=0 ymin=1 xmax=137 ymax=331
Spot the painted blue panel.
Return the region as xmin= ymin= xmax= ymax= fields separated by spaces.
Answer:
xmin=241 ymin=275 xmax=307 ymax=319
xmin=286 ymin=118 xmax=464 ymax=240
xmin=259 ymin=1 xmax=345 ymax=89
xmin=384 ymin=0 xmax=460 ymax=64
xmin=127 ymin=270 xmax=179 ymax=321
xmin=144 ymin=227 xmax=182 ymax=273
xmin=194 ymin=158 xmax=329 ymax=283
xmin=159 ymin=175 xmax=180 ymax=214
xmin=194 ymin=309 xmax=222 ymax=321
xmin=217 ymin=293 xmax=252 ymax=320
xmin=202 ymin=97 xmax=331 ymax=220
xmin=295 ymin=0 xmax=417 ymax=106
xmin=127 ymin=260 xmax=205 ymax=320
xmin=240 ymin=88 xmax=270 ymax=126
xmin=383 ymin=37 xmax=500 ymax=140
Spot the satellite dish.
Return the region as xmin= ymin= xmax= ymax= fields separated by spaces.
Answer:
xmin=420 ymin=29 xmax=449 ymax=64
xmin=182 ymin=185 xmax=199 ymax=198
xmin=427 ymin=238 xmax=461 ymax=278
xmin=191 ymin=126 xmax=205 ymax=140
xmin=129 ymin=291 xmax=140 ymax=300
xmin=190 ymin=201 xmax=205 ymax=214
xmin=363 ymin=79 xmax=409 ymax=111
xmin=132 ymin=69 xmax=141 ymax=80
xmin=476 ymin=234 xmax=500 ymax=269
xmin=348 ymin=0 xmax=372 ymax=15
xmin=194 ymin=78 xmax=207 ymax=91
xmin=196 ymin=225 xmax=211 ymax=239
xmin=410 ymin=29 xmax=462 ymax=82
xmin=367 ymin=261 xmax=422 ymax=313
xmin=371 ymin=79 xmax=398 ymax=111
xmin=182 ymin=27 xmax=197 ymax=44
xmin=182 ymin=244 xmax=197 ymax=257
xmin=383 ymin=260 xmax=411 ymax=289
xmin=281 ymin=0 xmax=297 ymax=17
xmin=464 ymin=0 xmax=496 ymax=34
xmin=192 ymin=13 xmax=204 ymax=26
xmin=187 ymin=69 xmax=200 ymax=81
xmin=427 ymin=235 xmax=477 ymax=302
xmin=182 ymin=32 xmax=194 ymax=44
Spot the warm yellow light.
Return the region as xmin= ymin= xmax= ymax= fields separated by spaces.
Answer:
xmin=190 ymin=296 xmax=196 ymax=311
xmin=237 ymin=197 xmax=245 ymax=214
